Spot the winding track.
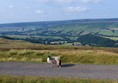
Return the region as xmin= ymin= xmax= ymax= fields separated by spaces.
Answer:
xmin=0 ymin=62 xmax=118 ymax=80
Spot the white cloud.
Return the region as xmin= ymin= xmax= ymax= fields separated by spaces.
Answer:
xmin=36 ymin=0 xmax=102 ymax=4
xmin=79 ymin=0 xmax=102 ymax=3
xmin=36 ymin=0 xmax=49 ymax=3
xmin=35 ymin=10 xmax=44 ymax=14
xmin=65 ymin=6 xmax=89 ymax=13
xmin=9 ymin=5 xmax=14 ymax=9
xmin=55 ymin=0 xmax=73 ymax=3
xmin=36 ymin=0 xmax=74 ymax=4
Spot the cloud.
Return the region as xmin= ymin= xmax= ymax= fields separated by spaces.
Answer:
xmin=9 ymin=5 xmax=14 ymax=9
xmin=36 ymin=0 xmax=74 ymax=4
xmin=79 ymin=0 xmax=102 ymax=3
xmin=35 ymin=10 xmax=44 ymax=14
xmin=65 ymin=6 xmax=89 ymax=13
xmin=36 ymin=0 xmax=102 ymax=4
xmin=55 ymin=0 xmax=74 ymax=3
xmin=36 ymin=0 xmax=49 ymax=3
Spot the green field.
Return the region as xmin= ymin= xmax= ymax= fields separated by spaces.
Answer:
xmin=104 ymin=36 xmax=118 ymax=41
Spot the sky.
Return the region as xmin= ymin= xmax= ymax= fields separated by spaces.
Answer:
xmin=0 ymin=0 xmax=118 ymax=23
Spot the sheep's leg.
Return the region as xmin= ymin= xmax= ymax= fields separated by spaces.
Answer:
xmin=59 ymin=60 xmax=61 ymax=67
xmin=57 ymin=60 xmax=62 ymax=67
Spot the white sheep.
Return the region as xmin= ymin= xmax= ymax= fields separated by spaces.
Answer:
xmin=47 ymin=56 xmax=62 ymax=67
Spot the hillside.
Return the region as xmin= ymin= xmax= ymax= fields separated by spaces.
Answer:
xmin=0 ymin=18 xmax=118 ymax=47
xmin=0 ymin=38 xmax=118 ymax=64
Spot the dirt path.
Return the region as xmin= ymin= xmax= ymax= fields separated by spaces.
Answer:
xmin=0 ymin=62 xmax=118 ymax=80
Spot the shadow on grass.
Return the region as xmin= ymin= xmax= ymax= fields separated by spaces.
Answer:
xmin=62 ymin=64 xmax=75 ymax=67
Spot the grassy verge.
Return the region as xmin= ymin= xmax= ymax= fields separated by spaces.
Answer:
xmin=0 ymin=76 xmax=117 ymax=83
xmin=0 ymin=38 xmax=118 ymax=64
xmin=0 ymin=49 xmax=118 ymax=64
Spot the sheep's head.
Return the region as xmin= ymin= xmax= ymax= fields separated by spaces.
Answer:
xmin=48 ymin=56 xmax=51 ymax=58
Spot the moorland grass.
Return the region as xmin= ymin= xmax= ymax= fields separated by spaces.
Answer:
xmin=0 ymin=49 xmax=118 ymax=64
xmin=0 ymin=38 xmax=118 ymax=64
xmin=0 ymin=76 xmax=117 ymax=83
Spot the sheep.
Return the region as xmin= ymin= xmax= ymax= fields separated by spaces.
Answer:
xmin=47 ymin=56 xmax=62 ymax=67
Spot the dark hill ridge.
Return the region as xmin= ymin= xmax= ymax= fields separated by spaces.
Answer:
xmin=0 ymin=18 xmax=118 ymax=47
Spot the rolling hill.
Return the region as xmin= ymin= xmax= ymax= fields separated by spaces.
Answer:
xmin=0 ymin=18 xmax=118 ymax=47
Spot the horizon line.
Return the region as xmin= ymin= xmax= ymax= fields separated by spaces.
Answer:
xmin=0 ymin=17 xmax=118 ymax=25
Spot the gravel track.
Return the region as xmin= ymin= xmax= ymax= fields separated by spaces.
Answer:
xmin=0 ymin=62 xmax=118 ymax=80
